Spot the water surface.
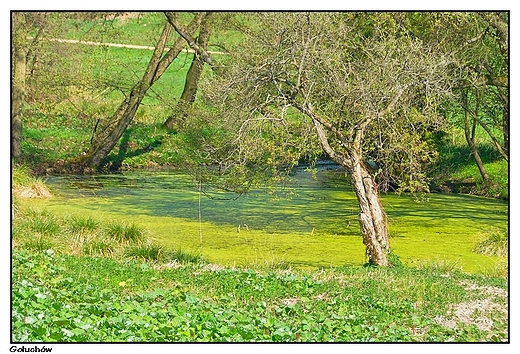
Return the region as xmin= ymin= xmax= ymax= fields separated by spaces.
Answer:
xmin=28 ymin=166 xmax=507 ymax=272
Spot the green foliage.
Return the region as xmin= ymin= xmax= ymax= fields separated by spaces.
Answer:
xmin=429 ymin=127 xmax=508 ymax=199
xmin=12 ymin=205 xmax=151 ymax=259
xmin=68 ymin=215 xmax=99 ymax=234
xmin=12 ymin=248 xmax=508 ymax=342
xmin=18 ymin=12 xmax=508 ymax=203
xmin=12 ymin=164 xmax=36 ymax=188
xmin=125 ymin=242 xmax=163 ymax=261
xmin=387 ymin=250 xmax=404 ymax=268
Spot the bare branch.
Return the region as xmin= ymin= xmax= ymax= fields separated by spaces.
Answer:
xmin=165 ymin=12 xmax=216 ymax=69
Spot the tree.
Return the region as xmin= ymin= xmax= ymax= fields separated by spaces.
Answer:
xmin=400 ymin=12 xmax=508 ymax=183
xmin=162 ymin=12 xmax=216 ymax=130
xmin=11 ymin=12 xmax=27 ymax=160
xmin=11 ymin=12 xmax=57 ymax=161
xmin=79 ymin=12 xmax=209 ymax=168
xmin=197 ymin=12 xmax=453 ymax=266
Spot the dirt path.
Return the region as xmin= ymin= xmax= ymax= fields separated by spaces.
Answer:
xmin=37 ymin=37 xmax=227 ymax=55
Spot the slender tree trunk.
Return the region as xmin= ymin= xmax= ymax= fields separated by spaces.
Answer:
xmin=502 ymin=106 xmax=509 ymax=157
xmin=81 ymin=13 xmax=207 ymax=168
xmin=163 ymin=13 xmax=214 ymax=130
xmin=463 ymin=90 xmax=490 ymax=181
xmin=12 ymin=12 xmax=27 ymax=161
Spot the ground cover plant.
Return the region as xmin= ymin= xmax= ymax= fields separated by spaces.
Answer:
xmin=12 ymin=246 xmax=508 ymax=342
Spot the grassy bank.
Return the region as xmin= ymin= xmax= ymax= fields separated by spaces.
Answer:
xmin=12 ymin=247 xmax=508 ymax=342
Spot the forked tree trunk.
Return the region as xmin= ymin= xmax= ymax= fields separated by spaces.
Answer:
xmin=309 ymin=114 xmax=390 ymax=266
xmin=81 ymin=13 xmax=207 ymax=168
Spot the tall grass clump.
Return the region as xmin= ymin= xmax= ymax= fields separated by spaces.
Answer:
xmin=68 ymin=215 xmax=99 ymax=234
xmin=104 ymin=222 xmax=146 ymax=244
xmin=168 ymin=248 xmax=205 ymax=265
xmin=473 ymin=229 xmax=508 ymax=257
xmin=82 ymin=237 xmax=115 ymax=257
xmin=12 ymin=164 xmax=52 ymax=199
xmin=12 ymin=204 xmax=155 ymax=259
xmin=125 ymin=242 xmax=163 ymax=261
xmin=416 ymin=257 xmax=463 ymax=274
xmin=12 ymin=164 xmax=35 ymax=187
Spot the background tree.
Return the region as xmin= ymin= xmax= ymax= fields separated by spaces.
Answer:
xmin=399 ymin=12 xmax=508 ymax=184
xmin=12 ymin=12 xmax=129 ymax=165
xmin=80 ymin=12 xmax=209 ymax=168
xmin=196 ymin=12 xmax=454 ymax=266
xmin=162 ymin=12 xmax=217 ymax=130
xmin=11 ymin=12 xmax=57 ymax=161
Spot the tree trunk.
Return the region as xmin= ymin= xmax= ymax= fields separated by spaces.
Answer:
xmin=81 ymin=13 xmax=207 ymax=168
xmin=463 ymin=90 xmax=490 ymax=181
xmin=12 ymin=12 xmax=27 ymax=161
xmin=310 ymin=115 xmax=390 ymax=266
xmin=163 ymin=13 xmax=214 ymax=130
xmin=502 ymin=106 xmax=509 ymax=157
xmin=349 ymin=151 xmax=390 ymax=266
xmin=294 ymin=90 xmax=404 ymax=266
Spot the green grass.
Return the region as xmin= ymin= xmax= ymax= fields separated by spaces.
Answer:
xmin=12 ymin=247 xmax=508 ymax=342
xmin=430 ymin=128 xmax=508 ymax=199
xmin=12 ymin=206 xmax=161 ymax=260
xmin=125 ymin=242 xmax=164 ymax=261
